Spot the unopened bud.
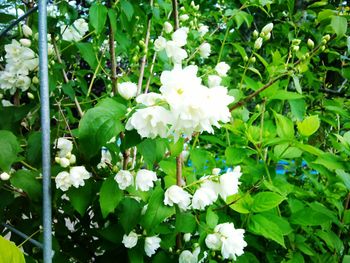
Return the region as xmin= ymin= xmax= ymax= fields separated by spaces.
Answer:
xmin=264 ymin=32 xmax=271 ymax=41
xmin=0 ymin=94 xmax=3 ymax=99
xmin=27 ymin=92 xmax=34 ymax=100
xmin=22 ymin=24 xmax=33 ymax=37
xmin=243 ymin=56 xmax=249 ymax=62
xmin=261 ymin=23 xmax=273 ymax=35
xmin=0 ymin=172 xmax=10 ymax=181
xmin=59 ymin=157 xmax=70 ymax=168
xmin=55 ymin=157 xmax=61 ymax=164
xmin=20 ymin=38 xmax=31 ymax=47
xmin=32 ymin=76 xmax=39 ymax=84
xmin=323 ymin=34 xmax=331 ymax=41
xmin=292 ymin=39 xmax=301 ymax=45
xmin=69 ymin=154 xmax=76 ymax=164
xmin=163 ymin=21 xmax=173 ymax=33
xmin=321 ymin=39 xmax=327 ymax=45
xmin=254 ymin=37 xmax=263 ymax=50
xmin=293 ymin=45 xmax=300 ymax=52
xmin=250 ymin=56 xmax=256 ymax=63
xmin=307 ymin=38 xmax=314 ymax=49
xmin=252 ymin=29 xmax=259 ymax=38
xmin=320 ymin=45 xmax=326 ymax=52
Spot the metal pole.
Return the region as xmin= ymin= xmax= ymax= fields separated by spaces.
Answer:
xmin=38 ymin=0 xmax=52 ymax=262
xmin=1 ymin=223 xmax=43 ymax=249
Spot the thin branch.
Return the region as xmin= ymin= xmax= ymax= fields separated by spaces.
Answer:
xmin=176 ymin=153 xmax=183 ymax=186
xmin=171 ymin=0 xmax=179 ymax=30
xmin=107 ymin=4 xmax=118 ymax=95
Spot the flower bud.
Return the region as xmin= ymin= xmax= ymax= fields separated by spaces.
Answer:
xmin=292 ymin=39 xmax=301 ymax=45
xmin=307 ymin=38 xmax=314 ymax=49
xmin=0 ymin=94 xmax=3 ymax=99
xmin=55 ymin=157 xmax=61 ymax=164
xmin=20 ymin=38 xmax=31 ymax=47
xmin=264 ymin=32 xmax=271 ymax=41
xmin=323 ymin=34 xmax=331 ymax=41
xmin=250 ymin=56 xmax=256 ymax=63
xmin=180 ymin=14 xmax=189 ymax=21
xmin=27 ymin=92 xmax=34 ymax=100
xmin=212 ymin=168 xmax=221 ymax=175
xmin=163 ymin=21 xmax=173 ymax=33
xmin=22 ymin=24 xmax=33 ymax=37
xmin=320 ymin=45 xmax=326 ymax=52
xmin=0 ymin=172 xmax=10 ymax=181
xmin=34 ymin=32 xmax=39 ymax=40
xmin=32 ymin=76 xmax=39 ymax=84
xmin=69 ymin=154 xmax=76 ymax=164
xmin=254 ymin=37 xmax=263 ymax=50
xmin=252 ymin=29 xmax=259 ymax=38
xmin=243 ymin=56 xmax=249 ymax=62
xmin=293 ymin=45 xmax=300 ymax=52
xmin=261 ymin=23 xmax=273 ymax=35
xmin=59 ymin=157 xmax=70 ymax=168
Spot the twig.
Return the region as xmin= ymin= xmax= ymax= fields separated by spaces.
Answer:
xmin=56 ymin=99 xmax=78 ymax=149
xmin=176 ymin=154 xmax=183 ymax=186
xmin=107 ymin=2 xmax=118 ymax=95
xmin=171 ymin=0 xmax=179 ymax=30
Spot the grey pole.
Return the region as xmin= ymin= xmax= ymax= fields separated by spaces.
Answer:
xmin=38 ymin=0 xmax=52 ymax=262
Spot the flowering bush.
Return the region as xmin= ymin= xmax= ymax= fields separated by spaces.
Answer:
xmin=0 ymin=0 xmax=350 ymax=262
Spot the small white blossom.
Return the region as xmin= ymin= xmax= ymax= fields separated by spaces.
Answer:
xmin=164 ymin=185 xmax=192 ymax=211
xmin=172 ymin=27 xmax=188 ymax=47
xmin=144 ymin=236 xmax=161 ymax=257
xmin=136 ymin=92 xmax=164 ymax=106
xmin=114 ymin=170 xmax=134 ymax=190
xmin=0 ymin=172 xmax=11 ymax=181
xmin=198 ymin=24 xmax=209 ymax=37
xmin=163 ymin=22 xmax=173 ymax=33
xmin=207 ymin=75 xmax=221 ymax=88
xmin=183 ymin=233 xmax=192 ymax=242
xmin=179 ymin=248 xmax=200 ymax=263
xmin=154 ymin=36 xmax=167 ymax=52
xmin=219 ymin=166 xmax=242 ymax=200
xmin=199 ymin=43 xmax=211 ymax=58
xmin=180 ymin=14 xmax=189 ymax=21
xmin=118 ymin=82 xmax=137 ymax=100
xmin=192 ymin=187 xmax=217 ymax=210
xmin=122 ymin=231 xmax=138 ymax=248
xmin=19 ymin=39 xmax=31 ymax=47
xmin=59 ymin=157 xmax=70 ymax=168
xmin=55 ymin=171 xmax=72 ymax=191
xmin=55 ymin=138 xmax=73 ymax=158
xmin=212 ymin=168 xmax=221 ymax=175
xmin=215 ymin=62 xmax=230 ymax=77
xmin=205 ymin=233 xmax=222 ymax=250
xmin=165 ymin=41 xmax=188 ymax=64
xmin=22 ymin=25 xmax=32 ymax=37
xmin=135 ymin=169 xmax=157 ymax=191
xmin=69 ymin=166 xmax=91 ymax=188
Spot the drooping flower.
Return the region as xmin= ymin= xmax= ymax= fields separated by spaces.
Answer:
xmin=122 ymin=231 xmax=138 ymax=248
xmin=0 ymin=172 xmax=11 ymax=181
xmin=114 ymin=170 xmax=134 ymax=190
xmin=164 ymin=185 xmax=192 ymax=211
xmin=171 ymin=27 xmax=188 ymax=47
xmin=61 ymin=18 xmax=88 ymax=42
xmin=179 ymin=247 xmax=200 ymax=263
xmin=165 ymin=41 xmax=188 ymax=64
xmin=117 ymin=82 xmax=137 ymax=100
xmin=144 ymin=236 xmax=161 ymax=257
xmin=135 ymin=169 xmax=157 ymax=191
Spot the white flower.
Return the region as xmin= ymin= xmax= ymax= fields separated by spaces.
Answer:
xmin=55 ymin=138 xmax=73 ymax=158
xmin=205 ymin=233 xmax=222 ymax=250
xmin=212 ymin=168 xmax=221 ymax=175
xmin=219 ymin=166 xmax=242 ymax=200
xmin=114 ymin=170 xmax=134 ymax=190
xmin=198 ymin=24 xmax=209 ymax=37
xmin=192 ymin=187 xmax=217 ymax=210
xmin=180 ymin=14 xmax=189 ymax=21
xmin=59 ymin=157 xmax=70 ymax=168
xmin=126 ymin=106 xmax=174 ymax=139
xmin=183 ymin=233 xmax=192 ymax=242
xmin=118 ymin=82 xmax=137 ymax=100
xmin=1 ymin=99 xmax=13 ymax=107
xmin=136 ymin=92 xmax=164 ymax=106
xmin=69 ymin=166 xmax=91 ymax=188
xmin=144 ymin=236 xmax=161 ymax=257
xmin=215 ymin=62 xmax=230 ymax=77
xmin=164 ymin=185 xmax=192 ymax=211
xmin=135 ymin=169 xmax=157 ymax=191
xmin=172 ymin=27 xmax=188 ymax=47
xmin=122 ymin=231 xmax=138 ymax=248
xmin=61 ymin=18 xmax=88 ymax=42
xmin=97 ymin=147 xmax=112 ymax=169
xmin=163 ymin=22 xmax=173 ymax=33
xmin=261 ymin=23 xmax=273 ymax=35
xmin=55 ymin=171 xmax=72 ymax=191
xmin=207 ymin=75 xmax=221 ymax=88
xmin=22 ymin=25 xmax=33 ymax=37
xmin=15 ymin=75 xmax=31 ymax=92
xmin=199 ymin=43 xmax=211 ymax=58
xmin=19 ymin=39 xmax=31 ymax=47
xmin=165 ymin=41 xmax=188 ymax=64
xmin=179 ymin=248 xmax=200 ymax=263
xmin=0 ymin=172 xmax=11 ymax=181
xmin=254 ymin=37 xmax=263 ymax=50
xmin=154 ymin=36 xmax=167 ymax=52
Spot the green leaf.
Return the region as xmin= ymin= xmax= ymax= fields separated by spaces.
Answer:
xmin=0 ymin=130 xmax=21 ymax=172
xmin=10 ymin=170 xmax=42 ymax=201
xmin=274 ymin=113 xmax=294 ymax=139
xmin=289 ymin=99 xmax=306 ymax=121
xmin=225 ymin=147 xmax=247 ymax=165
xmin=249 ymin=214 xmax=286 ymax=247
xmin=0 ymin=236 xmax=25 ymax=263
xmin=76 ymin=43 xmax=97 ymax=69
xmin=79 ymin=98 xmax=126 ymax=159
xmin=138 ymin=138 xmax=168 ymax=168
xmin=67 ymin=181 xmax=93 ymax=216
xmin=260 ymin=213 xmax=292 ymax=235
xmin=233 ymin=43 xmax=247 ymax=60
xmin=297 ymin=115 xmax=320 ymax=137
xmin=89 ymin=3 xmax=108 ymax=34
xmin=141 ymin=186 xmax=175 ymax=233
xmin=331 ymin=16 xmax=347 ymax=36
xmin=227 ymin=193 xmax=253 ymax=214
xmin=270 ymin=90 xmax=304 ymax=100
xmin=315 ymin=230 xmax=344 ymax=253
xmin=190 ymin=149 xmax=215 ymax=173
xmin=313 ymin=153 xmax=345 ymax=171
xmin=26 ymin=132 xmax=42 ymax=166
xmin=119 ymin=198 xmax=142 ymax=233
xmin=108 ymin=9 xmax=117 ymax=35
xmin=99 ymin=176 xmax=123 ymax=218
xmin=121 ymin=0 xmax=134 ymax=21
xmin=170 ymin=138 xmax=184 ymax=157
xmin=292 ymin=75 xmax=302 ymax=94
xmin=290 ymin=207 xmax=333 ymax=226
xmin=206 ymin=209 xmax=219 ymax=228
xmin=175 ymin=213 xmax=196 ymax=233
xmin=251 ymin=192 xmax=285 ymax=212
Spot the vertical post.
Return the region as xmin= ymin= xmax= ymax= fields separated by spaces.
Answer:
xmin=38 ymin=0 xmax=52 ymax=262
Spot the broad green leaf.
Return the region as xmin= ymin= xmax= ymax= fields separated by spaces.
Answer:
xmin=297 ymin=115 xmax=320 ymax=136
xmin=0 ymin=130 xmax=21 ymax=172
xmin=249 ymin=214 xmax=285 ymax=247
xmin=76 ymin=43 xmax=97 ymax=69
xmin=290 ymin=207 xmax=333 ymax=226
xmin=206 ymin=209 xmax=219 ymax=228
xmin=170 ymin=138 xmax=184 ymax=157
xmin=317 ymin=9 xmax=335 ymax=22
xmin=108 ymin=9 xmax=117 ymax=35
xmin=141 ymin=186 xmax=175 ymax=233
xmin=99 ymin=176 xmax=123 ymax=218
xmin=79 ymin=98 xmax=126 ymax=159
xmin=128 ymin=244 xmax=144 ymax=263
xmin=26 ymin=132 xmax=42 ymax=166
xmin=270 ymin=90 xmax=304 ymax=100
xmin=331 ymin=16 xmax=347 ymax=36
xmin=315 ymin=230 xmax=344 ymax=253
xmin=175 ymin=212 xmax=196 ymax=233
xmin=121 ymin=0 xmax=134 ymax=21
xmin=138 ymin=138 xmax=168 ymax=169
xmin=10 ymin=170 xmax=42 ymax=201
xmin=260 ymin=213 xmax=292 ymax=235
xmin=227 ymin=193 xmax=253 ymax=214
xmin=233 ymin=43 xmax=247 ymax=60
xmin=225 ymin=147 xmax=247 ymax=165
xmin=119 ymin=198 xmax=142 ymax=233
xmin=67 ymin=181 xmax=93 ymax=216
xmin=294 ymin=142 xmax=324 ymax=156
xmin=89 ymin=3 xmax=108 ymax=34
xmin=0 ymin=236 xmax=25 ymax=263
xmin=336 ymin=169 xmax=350 ymax=190
xmin=313 ymin=153 xmax=345 ymax=171
xmin=292 ymin=75 xmax=302 ymax=94
xmin=251 ymin=192 xmax=285 ymax=212
xmin=274 ymin=113 xmax=294 ymax=139
xmin=289 ymin=99 xmax=306 ymax=121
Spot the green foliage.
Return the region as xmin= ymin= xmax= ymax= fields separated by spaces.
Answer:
xmin=0 ymin=236 xmax=25 ymax=263
xmin=99 ymin=176 xmax=123 ymax=218
xmin=0 ymin=130 xmax=21 ymax=172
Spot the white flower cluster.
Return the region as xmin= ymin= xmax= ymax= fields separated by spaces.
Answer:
xmin=0 ymin=26 xmax=38 ymax=94
xmin=126 ymin=64 xmax=234 ymax=140
xmin=60 ymin=18 xmax=89 ymax=42
xmin=114 ymin=169 xmax=157 ymax=192
xmin=164 ymin=166 xmax=242 ymax=211
xmin=54 ymin=138 xmax=76 ymax=168
xmin=205 ymin=222 xmax=247 ymax=260
xmin=122 ymin=231 xmax=161 ymax=257
xmin=55 ymin=166 xmax=91 ymax=191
